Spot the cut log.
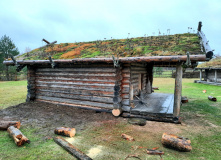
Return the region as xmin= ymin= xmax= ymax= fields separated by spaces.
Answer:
xmin=121 ymin=133 xmax=135 ymax=141
xmin=181 ymin=97 xmax=188 ymax=103
xmin=208 ymin=96 xmax=217 ymax=101
xmin=54 ymin=127 xmax=76 ymax=137
xmin=161 ymin=133 xmax=192 ymax=152
xmin=53 ymin=136 xmax=92 ymax=160
xmin=7 ymin=126 xmax=30 ymax=146
xmin=146 ymin=149 xmax=164 ymax=155
xmin=0 ymin=121 xmax=21 ymax=130
xmin=128 ymin=118 xmax=146 ymax=126
xmin=112 ymin=109 xmax=122 ymax=117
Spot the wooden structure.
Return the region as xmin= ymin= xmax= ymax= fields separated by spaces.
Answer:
xmin=3 ymin=22 xmax=211 ymax=123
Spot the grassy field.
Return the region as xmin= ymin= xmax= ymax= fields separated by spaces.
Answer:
xmin=0 ymin=79 xmax=221 ymax=160
xmin=0 ymin=81 xmax=27 ymax=109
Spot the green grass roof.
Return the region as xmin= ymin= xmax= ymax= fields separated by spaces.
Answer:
xmin=197 ymin=57 xmax=221 ymax=68
xmin=18 ymin=33 xmax=203 ymax=60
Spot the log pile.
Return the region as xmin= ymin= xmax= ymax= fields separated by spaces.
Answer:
xmin=161 ymin=133 xmax=192 ymax=152
xmin=7 ymin=126 xmax=30 ymax=146
xmin=0 ymin=121 xmax=21 ymax=130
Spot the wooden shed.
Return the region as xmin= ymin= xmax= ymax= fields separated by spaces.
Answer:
xmin=4 ymin=22 xmax=212 ymax=123
xmin=195 ymin=57 xmax=221 ymax=85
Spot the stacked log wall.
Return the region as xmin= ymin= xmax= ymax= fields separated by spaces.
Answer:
xmin=34 ymin=64 xmax=116 ymax=109
xmin=121 ymin=64 xmax=131 ymax=108
xmin=130 ymin=63 xmax=147 ymax=95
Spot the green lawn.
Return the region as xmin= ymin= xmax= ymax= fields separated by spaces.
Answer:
xmin=0 ymin=81 xmax=27 ymax=109
xmin=0 ymin=79 xmax=221 ymax=160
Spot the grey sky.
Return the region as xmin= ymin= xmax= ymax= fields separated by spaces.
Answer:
xmin=1 ymin=0 xmax=220 ymax=55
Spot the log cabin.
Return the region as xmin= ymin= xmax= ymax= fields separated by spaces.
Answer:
xmin=195 ymin=57 xmax=221 ymax=85
xmin=3 ymin=22 xmax=212 ymax=123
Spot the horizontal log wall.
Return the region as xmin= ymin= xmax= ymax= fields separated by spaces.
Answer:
xmin=35 ymin=64 xmax=116 ymax=109
xmin=130 ymin=63 xmax=147 ymax=96
xmin=121 ymin=64 xmax=130 ymax=107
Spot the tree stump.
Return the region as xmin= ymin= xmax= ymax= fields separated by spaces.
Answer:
xmin=0 ymin=121 xmax=21 ymax=130
xmin=161 ymin=133 xmax=192 ymax=152
xmin=7 ymin=126 xmax=30 ymax=146
xmin=54 ymin=127 xmax=76 ymax=137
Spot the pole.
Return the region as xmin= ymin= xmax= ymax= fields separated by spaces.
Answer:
xmin=173 ymin=63 xmax=183 ymax=118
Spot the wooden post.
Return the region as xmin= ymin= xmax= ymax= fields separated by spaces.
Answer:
xmin=112 ymin=66 xmax=122 ymax=116
xmin=146 ymin=64 xmax=153 ymax=94
xmin=215 ymin=70 xmax=217 ymax=82
xmin=200 ymin=69 xmax=202 ymax=81
xmin=26 ymin=65 xmax=36 ymax=102
xmin=173 ymin=63 xmax=183 ymax=118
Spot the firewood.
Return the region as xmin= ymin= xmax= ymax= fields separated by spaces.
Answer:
xmin=121 ymin=133 xmax=135 ymax=141
xmin=53 ymin=136 xmax=92 ymax=160
xmin=0 ymin=121 xmax=21 ymax=130
xmin=146 ymin=149 xmax=164 ymax=155
xmin=208 ymin=96 xmax=217 ymax=101
xmin=54 ymin=127 xmax=76 ymax=137
xmin=7 ymin=126 xmax=30 ymax=146
xmin=161 ymin=133 xmax=192 ymax=152
xmin=128 ymin=118 xmax=146 ymax=126
xmin=112 ymin=109 xmax=122 ymax=116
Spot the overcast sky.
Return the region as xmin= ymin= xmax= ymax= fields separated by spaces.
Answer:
xmin=1 ymin=0 xmax=220 ymax=56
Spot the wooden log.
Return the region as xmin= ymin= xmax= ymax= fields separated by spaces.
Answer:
xmin=173 ymin=63 xmax=183 ymax=118
xmin=54 ymin=127 xmax=76 ymax=137
xmin=3 ymin=55 xmax=207 ymax=66
xmin=146 ymin=149 xmax=164 ymax=155
xmin=181 ymin=96 xmax=188 ymax=103
xmin=161 ymin=133 xmax=192 ymax=152
xmin=121 ymin=133 xmax=135 ymax=141
xmin=152 ymin=87 xmax=159 ymax=90
xmin=208 ymin=96 xmax=217 ymax=101
xmin=128 ymin=118 xmax=146 ymax=126
xmin=0 ymin=121 xmax=21 ymax=130
xmin=112 ymin=109 xmax=122 ymax=117
xmin=7 ymin=126 xmax=30 ymax=146
xmin=53 ymin=136 xmax=92 ymax=160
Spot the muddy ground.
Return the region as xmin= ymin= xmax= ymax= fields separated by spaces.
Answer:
xmin=0 ymin=101 xmax=122 ymax=137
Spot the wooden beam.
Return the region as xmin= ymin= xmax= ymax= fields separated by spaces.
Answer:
xmin=3 ymin=55 xmax=207 ymax=65
xmin=146 ymin=64 xmax=153 ymax=94
xmin=173 ymin=63 xmax=183 ymax=118
xmin=53 ymin=136 xmax=92 ymax=160
xmin=215 ymin=70 xmax=217 ymax=82
xmin=200 ymin=69 xmax=202 ymax=81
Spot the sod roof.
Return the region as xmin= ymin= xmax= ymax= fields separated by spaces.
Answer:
xmin=197 ymin=57 xmax=221 ymax=69
xmin=18 ymin=33 xmax=204 ymax=60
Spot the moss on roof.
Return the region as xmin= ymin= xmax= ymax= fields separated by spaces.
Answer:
xmin=19 ymin=33 xmax=203 ymax=60
xmin=197 ymin=57 xmax=221 ymax=68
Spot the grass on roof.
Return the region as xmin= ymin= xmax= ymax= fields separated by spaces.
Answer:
xmin=197 ymin=57 xmax=221 ymax=68
xmin=18 ymin=33 xmax=203 ymax=60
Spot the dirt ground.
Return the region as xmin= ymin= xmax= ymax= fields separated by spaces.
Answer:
xmin=0 ymin=101 xmax=122 ymax=137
